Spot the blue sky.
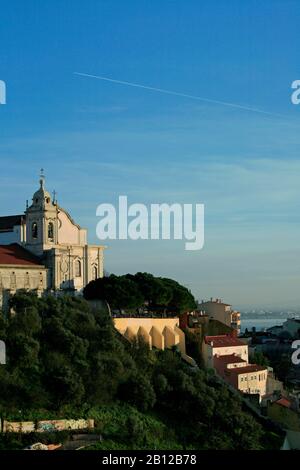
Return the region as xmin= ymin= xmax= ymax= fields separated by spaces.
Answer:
xmin=1 ymin=0 xmax=300 ymax=308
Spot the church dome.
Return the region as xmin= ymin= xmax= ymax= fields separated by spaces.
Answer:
xmin=32 ymin=171 xmax=52 ymax=206
xmin=33 ymin=186 xmax=51 ymax=204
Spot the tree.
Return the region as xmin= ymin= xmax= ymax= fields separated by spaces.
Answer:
xmin=127 ymin=272 xmax=173 ymax=306
xmin=0 ymin=291 xmax=278 ymax=450
xmin=83 ymin=272 xmax=197 ymax=314
xmin=159 ymin=277 xmax=197 ymax=312
xmin=250 ymin=351 xmax=269 ymax=367
xmin=275 ymin=354 xmax=291 ymax=382
xmin=118 ymin=373 xmax=156 ymax=411
xmin=125 ymin=415 xmax=145 ymax=446
xmin=83 ymin=275 xmax=144 ymax=312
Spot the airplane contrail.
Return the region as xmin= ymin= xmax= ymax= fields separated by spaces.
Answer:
xmin=74 ymin=71 xmax=283 ymax=118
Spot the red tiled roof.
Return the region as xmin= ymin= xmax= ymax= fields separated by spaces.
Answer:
xmin=276 ymin=397 xmax=292 ymax=408
xmin=227 ymin=364 xmax=267 ymax=375
xmin=214 ymin=354 xmax=247 ymax=365
xmin=0 ymin=244 xmax=44 ymax=267
xmin=0 ymin=215 xmax=24 ymax=232
xmin=205 ymin=335 xmax=246 ymax=348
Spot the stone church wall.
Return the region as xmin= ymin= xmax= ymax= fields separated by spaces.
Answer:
xmin=0 ymin=266 xmax=48 ymax=311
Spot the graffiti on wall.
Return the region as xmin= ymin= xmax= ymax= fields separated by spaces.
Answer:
xmin=2 ymin=418 xmax=94 ymax=433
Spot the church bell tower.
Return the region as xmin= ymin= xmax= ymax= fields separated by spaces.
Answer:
xmin=25 ymin=169 xmax=59 ymax=256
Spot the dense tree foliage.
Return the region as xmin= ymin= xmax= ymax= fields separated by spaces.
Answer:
xmin=83 ymin=272 xmax=197 ymax=313
xmin=0 ymin=292 xmax=280 ymax=449
xmin=249 ymin=351 xmax=269 ymax=367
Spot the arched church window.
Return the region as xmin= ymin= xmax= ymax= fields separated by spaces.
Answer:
xmin=75 ymin=260 xmax=81 ymax=277
xmin=32 ymin=222 xmax=38 ymax=239
xmin=48 ymin=222 xmax=54 ymax=241
xmin=93 ymin=266 xmax=98 ymax=280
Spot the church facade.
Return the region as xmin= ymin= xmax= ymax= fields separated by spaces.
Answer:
xmin=0 ymin=173 xmax=105 ymax=310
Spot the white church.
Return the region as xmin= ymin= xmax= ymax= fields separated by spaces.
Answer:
xmin=0 ymin=171 xmax=105 ymax=310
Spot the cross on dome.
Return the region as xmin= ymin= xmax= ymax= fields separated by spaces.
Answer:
xmin=39 ymin=168 xmax=45 ymax=188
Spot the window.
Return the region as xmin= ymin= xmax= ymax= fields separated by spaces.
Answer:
xmin=32 ymin=222 xmax=38 ymax=239
xmin=93 ymin=265 xmax=98 ymax=280
xmin=48 ymin=222 xmax=54 ymax=241
xmin=25 ymin=272 xmax=30 ymax=289
xmin=75 ymin=260 xmax=81 ymax=277
xmin=11 ymin=272 xmax=16 ymax=289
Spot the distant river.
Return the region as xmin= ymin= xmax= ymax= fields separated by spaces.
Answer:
xmin=240 ymin=318 xmax=286 ymax=333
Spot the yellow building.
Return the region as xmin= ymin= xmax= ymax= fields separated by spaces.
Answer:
xmin=114 ymin=317 xmax=196 ymax=366
xmin=199 ymin=298 xmax=241 ymax=334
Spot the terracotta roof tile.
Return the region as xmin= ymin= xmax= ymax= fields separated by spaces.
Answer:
xmin=227 ymin=364 xmax=267 ymax=375
xmin=276 ymin=397 xmax=292 ymax=408
xmin=205 ymin=335 xmax=246 ymax=348
xmin=214 ymin=354 xmax=247 ymax=365
xmin=0 ymin=244 xmax=44 ymax=266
